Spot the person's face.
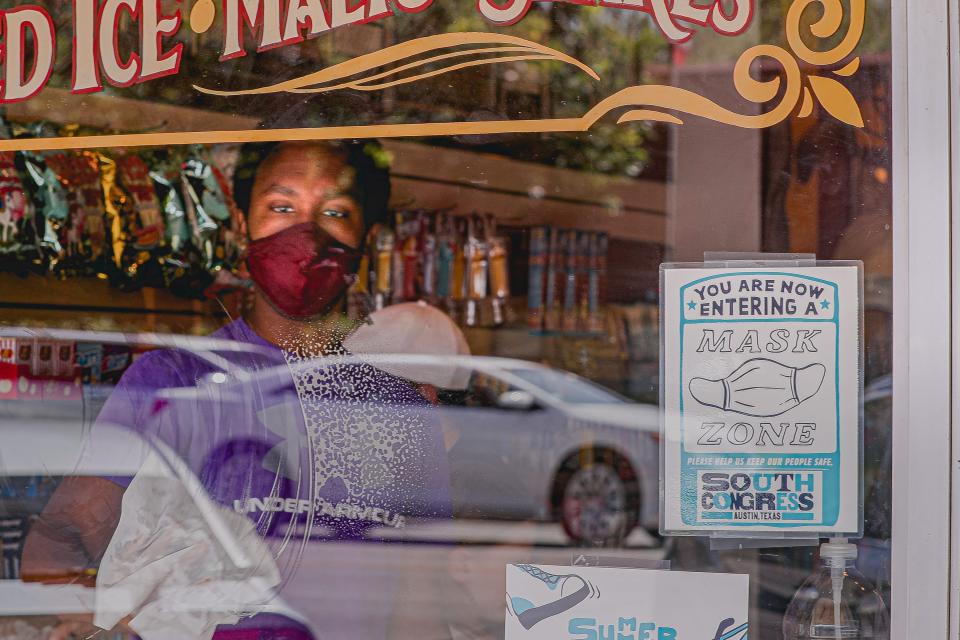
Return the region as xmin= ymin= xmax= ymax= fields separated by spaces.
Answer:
xmin=241 ymin=142 xmax=366 ymax=248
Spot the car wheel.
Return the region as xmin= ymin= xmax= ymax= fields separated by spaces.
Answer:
xmin=553 ymin=449 xmax=640 ymax=547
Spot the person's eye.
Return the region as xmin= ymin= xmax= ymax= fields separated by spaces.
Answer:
xmin=321 ymin=209 xmax=349 ymax=219
xmin=269 ymin=203 xmax=295 ymax=214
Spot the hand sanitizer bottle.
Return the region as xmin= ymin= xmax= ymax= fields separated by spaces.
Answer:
xmin=782 ymin=540 xmax=889 ymax=639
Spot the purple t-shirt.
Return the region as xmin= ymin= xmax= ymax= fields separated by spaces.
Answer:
xmin=95 ymin=318 xmax=451 ymax=638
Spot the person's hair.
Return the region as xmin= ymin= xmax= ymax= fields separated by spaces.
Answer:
xmin=232 ymin=139 xmax=392 ymax=230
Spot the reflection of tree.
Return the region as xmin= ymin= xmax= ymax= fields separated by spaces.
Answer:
xmin=387 ymin=4 xmax=667 ymax=177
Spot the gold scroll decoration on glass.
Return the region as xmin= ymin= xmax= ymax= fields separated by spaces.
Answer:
xmin=0 ymin=0 xmax=866 ymax=152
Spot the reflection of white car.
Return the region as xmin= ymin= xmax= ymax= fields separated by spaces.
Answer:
xmin=185 ymin=352 xmax=661 ymax=546
xmin=426 ymin=356 xmax=660 ymax=545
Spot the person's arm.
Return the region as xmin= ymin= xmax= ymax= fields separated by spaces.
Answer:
xmin=20 ymin=476 xmax=124 ymax=585
xmin=21 ymin=351 xmax=170 ymax=584
xmin=21 ymin=478 xmax=129 ymax=640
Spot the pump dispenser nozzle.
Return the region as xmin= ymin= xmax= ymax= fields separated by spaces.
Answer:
xmin=822 ymin=538 xmax=856 ymax=640
xmin=783 ymin=538 xmax=888 ymax=639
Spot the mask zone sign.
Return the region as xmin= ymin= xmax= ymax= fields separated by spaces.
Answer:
xmin=660 ymin=264 xmax=862 ymax=536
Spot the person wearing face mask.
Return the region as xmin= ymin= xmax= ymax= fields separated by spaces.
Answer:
xmin=21 ymin=140 xmax=453 ymax=640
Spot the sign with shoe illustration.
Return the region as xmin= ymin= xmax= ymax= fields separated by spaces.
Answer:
xmin=660 ymin=261 xmax=863 ymax=536
xmin=504 ymin=563 xmax=748 ymax=640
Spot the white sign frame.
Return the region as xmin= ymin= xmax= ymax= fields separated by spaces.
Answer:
xmin=659 ymin=260 xmax=864 ymax=538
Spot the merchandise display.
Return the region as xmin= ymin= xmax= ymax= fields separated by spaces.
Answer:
xmin=361 ymin=210 xmax=513 ymax=328
xmin=0 ymin=122 xmax=243 ymax=299
xmin=527 ymin=225 xmax=608 ymax=335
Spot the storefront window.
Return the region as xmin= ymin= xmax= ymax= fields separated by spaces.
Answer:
xmin=0 ymin=0 xmax=895 ymax=637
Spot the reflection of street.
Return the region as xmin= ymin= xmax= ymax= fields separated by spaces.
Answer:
xmin=281 ymin=520 xmax=666 ymax=639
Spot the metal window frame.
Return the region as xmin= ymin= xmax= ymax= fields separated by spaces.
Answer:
xmin=892 ymin=0 xmax=953 ymax=637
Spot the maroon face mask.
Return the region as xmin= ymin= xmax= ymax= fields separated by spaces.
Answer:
xmin=246 ymin=222 xmax=362 ymax=320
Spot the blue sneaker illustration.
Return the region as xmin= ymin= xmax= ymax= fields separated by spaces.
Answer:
xmin=507 ymin=564 xmax=592 ymax=630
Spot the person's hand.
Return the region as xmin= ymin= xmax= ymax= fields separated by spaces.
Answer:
xmin=46 ymin=614 xmax=98 ymax=640
xmin=46 ymin=613 xmax=134 ymax=640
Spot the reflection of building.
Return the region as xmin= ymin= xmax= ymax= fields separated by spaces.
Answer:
xmin=665 ymin=55 xmax=892 ymax=385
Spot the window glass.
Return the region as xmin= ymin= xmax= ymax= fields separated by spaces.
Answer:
xmin=0 ymin=0 xmax=892 ymax=638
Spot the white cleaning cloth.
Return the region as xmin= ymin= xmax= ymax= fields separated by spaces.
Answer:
xmin=94 ymin=450 xmax=282 ymax=640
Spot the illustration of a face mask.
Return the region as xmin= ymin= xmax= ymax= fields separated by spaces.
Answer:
xmin=689 ymin=357 xmax=825 ymax=418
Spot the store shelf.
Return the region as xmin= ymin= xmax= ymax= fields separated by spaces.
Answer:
xmin=0 ymin=273 xmax=228 ymax=334
xmin=384 ymin=139 xmax=667 ymax=245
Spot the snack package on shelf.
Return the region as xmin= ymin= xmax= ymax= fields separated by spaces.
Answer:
xmin=147 ymin=154 xmax=193 ymax=293
xmin=100 ymin=151 xmax=165 ymax=290
xmin=19 ymin=145 xmax=69 ymax=273
xmin=42 ymin=150 xmax=110 ymax=277
xmin=115 ymin=152 xmax=168 ymax=289
xmin=527 ymin=226 xmax=548 ymax=330
xmin=181 ymin=150 xmax=243 ymax=297
xmin=0 ymin=151 xmax=37 ymax=274
xmin=181 ymin=156 xmax=225 ymax=270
